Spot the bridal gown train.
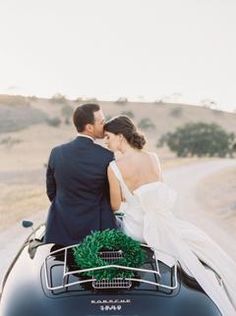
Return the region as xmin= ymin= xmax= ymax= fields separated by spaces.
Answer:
xmin=110 ymin=161 xmax=236 ymax=316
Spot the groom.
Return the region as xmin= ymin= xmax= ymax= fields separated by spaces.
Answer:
xmin=45 ymin=103 xmax=116 ymax=246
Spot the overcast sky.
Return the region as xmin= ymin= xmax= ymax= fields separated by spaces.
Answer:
xmin=0 ymin=0 xmax=236 ymax=111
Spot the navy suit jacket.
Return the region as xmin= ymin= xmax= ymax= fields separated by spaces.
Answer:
xmin=44 ymin=136 xmax=116 ymax=246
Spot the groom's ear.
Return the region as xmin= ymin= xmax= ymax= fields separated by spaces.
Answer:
xmin=84 ymin=123 xmax=94 ymax=133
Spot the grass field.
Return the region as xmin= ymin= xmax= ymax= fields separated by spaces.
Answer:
xmin=0 ymin=94 xmax=235 ymax=232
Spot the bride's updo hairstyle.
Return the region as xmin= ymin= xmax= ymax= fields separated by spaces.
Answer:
xmin=104 ymin=115 xmax=146 ymax=150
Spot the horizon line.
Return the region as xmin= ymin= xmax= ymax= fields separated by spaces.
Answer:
xmin=0 ymin=91 xmax=235 ymax=114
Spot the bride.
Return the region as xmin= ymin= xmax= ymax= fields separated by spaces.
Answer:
xmin=104 ymin=115 xmax=236 ymax=316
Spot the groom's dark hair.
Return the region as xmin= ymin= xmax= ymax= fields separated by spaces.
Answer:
xmin=73 ymin=103 xmax=100 ymax=132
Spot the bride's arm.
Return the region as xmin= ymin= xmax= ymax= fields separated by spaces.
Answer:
xmin=107 ymin=165 xmax=123 ymax=211
xmin=152 ymin=152 xmax=163 ymax=181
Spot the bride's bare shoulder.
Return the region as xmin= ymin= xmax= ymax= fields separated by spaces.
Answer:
xmin=114 ymin=153 xmax=137 ymax=171
xmin=146 ymin=151 xmax=160 ymax=160
xmin=115 ymin=156 xmax=128 ymax=167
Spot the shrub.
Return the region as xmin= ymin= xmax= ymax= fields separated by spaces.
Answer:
xmin=74 ymin=97 xmax=83 ymax=103
xmin=153 ymin=99 xmax=164 ymax=105
xmin=115 ymin=97 xmax=128 ymax=105
xmin=121 ymin=111 xmax=135 ymax=119
xmin=200 ymin=99 xmax=217 ymax=109
xmin=46 ymin=117 xmax=61 ymax=127
xmin=212 ymin=109 xmax=224 ymax=115
xmin=0 ymin=136 xmax=22 ymax=148
xmin=61 ymin=105 xmax=73 ymax=124
xmin=169 ymin=107 xmax=183 ymax=118
xmin=138 ymin=118 xmax=156 ymax=130
xmin=50 ymin=93 xmax=68 ymax=105
xmin=27 ymin=96 xmax=38 ymax=102
xmin=158 ymin=122 xmax=235 ymax=157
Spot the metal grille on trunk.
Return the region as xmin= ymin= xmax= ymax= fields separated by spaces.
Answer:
xmin=92 ymin=250 xmax=132 ymax=289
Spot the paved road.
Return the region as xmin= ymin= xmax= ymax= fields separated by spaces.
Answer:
xmin=1 ymin=158 xmax=236 ymax=285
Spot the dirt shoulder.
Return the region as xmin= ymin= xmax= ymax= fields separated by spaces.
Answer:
xmin=196 ymin=166 xmax=236 ymax=231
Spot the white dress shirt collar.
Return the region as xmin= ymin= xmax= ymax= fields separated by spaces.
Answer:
xmin=77 ymin=133 xmax=95 ymax=142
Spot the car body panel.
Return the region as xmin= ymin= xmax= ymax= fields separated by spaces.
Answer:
xmin=0 ymin=225 xmax=221 ymax=316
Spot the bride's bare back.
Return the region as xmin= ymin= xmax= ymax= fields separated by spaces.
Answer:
xmin=116 ymin=151 xmax=162 ymax=193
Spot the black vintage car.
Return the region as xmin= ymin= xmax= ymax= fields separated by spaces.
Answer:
xmin=0 ymin=220 xmax=221 ymax=316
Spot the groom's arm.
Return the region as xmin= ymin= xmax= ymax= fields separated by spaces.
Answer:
xmin=107 ymin=165 xmax=122 ymax=211
xmin=46 ymin=149 xmax=56 ymax=202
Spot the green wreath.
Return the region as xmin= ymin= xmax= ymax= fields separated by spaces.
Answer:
xmin=73 ymin=229 xmax=146 ymax=280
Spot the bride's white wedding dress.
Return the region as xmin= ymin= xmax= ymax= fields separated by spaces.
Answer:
xmin=110 ymin=161 xmax=236 ymax=316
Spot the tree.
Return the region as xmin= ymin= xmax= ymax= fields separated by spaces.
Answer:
xmin=158 ymin=122 xmax=235 ymax=157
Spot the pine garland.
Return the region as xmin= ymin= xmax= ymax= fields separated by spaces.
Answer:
xmin=73 ymin=229 xmax=146 ymax=280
